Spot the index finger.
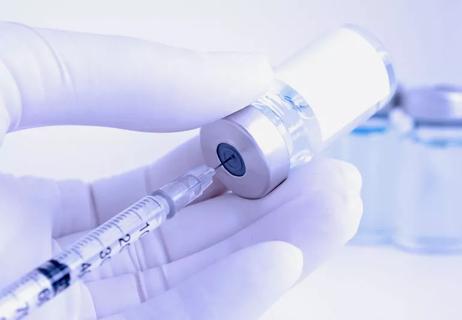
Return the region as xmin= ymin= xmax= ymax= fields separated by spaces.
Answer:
xmin=0 ymin=22 xmax=273 ymax=133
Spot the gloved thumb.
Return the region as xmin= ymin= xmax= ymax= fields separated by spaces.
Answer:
xmin=0 ymin=22 xmax=274 ymax=133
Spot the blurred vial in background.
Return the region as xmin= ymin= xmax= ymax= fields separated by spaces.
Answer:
xmin=392 ymin=85 xmax=462 ymax=254
xmin=323 ymin=92 xmax=401 ymax=245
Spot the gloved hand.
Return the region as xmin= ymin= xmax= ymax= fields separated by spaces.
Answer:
xmin=0 ymin=22 xmax=363 ymax=320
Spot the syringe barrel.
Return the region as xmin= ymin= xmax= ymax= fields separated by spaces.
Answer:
xmin=0 ymin=194 xmax=170 ymax=320
xmin=0 ymin=165 xmax=215 ymax=320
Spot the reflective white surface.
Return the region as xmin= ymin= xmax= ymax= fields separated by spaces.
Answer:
xmin=262 ymin=245 xmax=462 ymax=320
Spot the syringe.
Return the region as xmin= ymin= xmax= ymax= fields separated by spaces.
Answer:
xmin=0 ymin=165 xmax=216 ymax=320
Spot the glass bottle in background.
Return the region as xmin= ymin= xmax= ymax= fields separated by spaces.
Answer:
xmin=323 ymin=93 xmax=401 ymax=245
xmin=391 ymin=85 xmax=462 ymax=253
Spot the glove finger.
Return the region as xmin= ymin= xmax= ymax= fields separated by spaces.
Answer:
xmin=89 ymin=136 xmax=227 ymax=227
xmin=54 ymin=158 xmax=360 ymax=285
xmin=51 ymin=136 xmax=226 ymax=238
xmin=88 ymin=241 xmax=302 ymax=320
xmin=0 ymin=22 xmax=273 ymax=132
xmin=132 ymin=165 xmax=361 ymax=295
xmin=162 ymin=179 xmax=362 ymax=283
xmin=156 ymin=157 xmax=362 ymax=267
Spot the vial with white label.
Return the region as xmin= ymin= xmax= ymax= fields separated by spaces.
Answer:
xmin=201 ymin=26 xmax=396 ymax=198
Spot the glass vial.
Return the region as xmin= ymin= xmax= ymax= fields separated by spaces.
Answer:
xmin=323 ymin=95 xmax=401 ymax=244
xmin=392 ymin=86 xmax=462 ymax=253
xmin=201 ymin=26 xmax=396 ymax=198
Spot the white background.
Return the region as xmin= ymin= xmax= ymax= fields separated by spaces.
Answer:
xmin=0 ymin=1 xmax=461 ymax=319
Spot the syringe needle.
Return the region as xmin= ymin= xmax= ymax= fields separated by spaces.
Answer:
xmin=215 ymin=155 xmax=235 ymax=169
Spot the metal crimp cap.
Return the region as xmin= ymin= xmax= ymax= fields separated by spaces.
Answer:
xmin=200 ymin=105 xmax=290 ymax=199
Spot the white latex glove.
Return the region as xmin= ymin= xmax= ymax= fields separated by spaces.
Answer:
xmin=0 ymin=22 xmax=363 ymax=320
